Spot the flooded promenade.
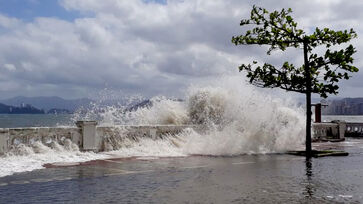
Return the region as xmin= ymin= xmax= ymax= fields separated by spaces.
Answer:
xmin=0 ymin=139 xmax=362 ymax=203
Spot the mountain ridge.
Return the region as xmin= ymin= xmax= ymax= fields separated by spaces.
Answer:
xmin=0 ymin=96 xmax=93 ymax=112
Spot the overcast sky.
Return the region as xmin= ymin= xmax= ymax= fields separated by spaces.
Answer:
xmin=0 ymin=0 xmax=362 ymax=100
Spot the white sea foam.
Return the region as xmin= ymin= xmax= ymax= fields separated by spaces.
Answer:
xmin=89 ymin=76 xmax=305 ymax=156
xmin=106 ymin=76 xmax=305 ymax=155
xmin=0 ymin=76 xmax=305 ymax=177
xmin=0 ymin=140 xmax=109 ymax=178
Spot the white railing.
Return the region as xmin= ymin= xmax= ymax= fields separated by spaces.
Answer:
xmin=0 ymin=121 xmax=197 ymax=155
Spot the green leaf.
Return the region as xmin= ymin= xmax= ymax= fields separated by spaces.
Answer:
xmin=232 ymin=5 xmax=358 ymax=98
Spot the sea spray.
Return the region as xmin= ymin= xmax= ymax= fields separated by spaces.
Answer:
xmin=124 ymin=97 xmax=189 ymax=125
xmin=70 ymin=91 xmax=146 ymax=126
xmin=100 ymin=76 xmax=305 ymax=155
xmin=178 ymin=77 xmax=305 ymax=155
xmin=0 ymin=76 xmax=305 ymax=177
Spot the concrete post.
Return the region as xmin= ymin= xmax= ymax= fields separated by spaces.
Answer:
xmin=332 ymin=120 xmax=346 ymax=140
xmin=76 ymin=121 xmax=99 ymax=151
xmin=150 ymin=128 xmax=157 ymax=140
xmin=337 ymin=121 xmax=346 ymax=140
xmin=0 ymin=129 xmax=9 ymax=155
xmin=315 ymin=103 xmax=322 ymax=123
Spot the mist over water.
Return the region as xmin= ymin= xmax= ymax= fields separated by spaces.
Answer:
xmin=0 ymin=76 xmax=305 ymax=177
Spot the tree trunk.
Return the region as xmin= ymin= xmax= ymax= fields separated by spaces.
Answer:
xmin=303 ymin=40 xmax=312 ymax=157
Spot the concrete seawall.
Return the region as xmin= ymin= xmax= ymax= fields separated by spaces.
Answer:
xmin=0 ymin=120 xmax=358 ymax=155
xmin=312 ymin=121 xmax=346 ymax=141
xmin=0 ymin=121 xmax=197 ymax=155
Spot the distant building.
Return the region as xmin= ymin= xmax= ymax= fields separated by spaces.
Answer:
xmin=323 ymin=98 xmax=363 ymax=115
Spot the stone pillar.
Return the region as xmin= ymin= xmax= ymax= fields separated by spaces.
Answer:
xmin=150 ymin=128 xmax=157 ymax=140
xmin=76 ymin=121 xmax=99 ymax=151
xmin=315 ymin=103 xmax=322 ymax=123
xmin=332 ymin=120 xmax=346 ymax=140
xmin=0 ymin=129 xmax=9 ymax=155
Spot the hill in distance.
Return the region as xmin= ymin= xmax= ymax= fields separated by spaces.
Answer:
xmin=0 ymin=96 xmax=94 ymax=112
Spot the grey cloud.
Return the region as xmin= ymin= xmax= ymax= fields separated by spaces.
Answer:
xmin=0 ymin=0 xmax=362 ymax=99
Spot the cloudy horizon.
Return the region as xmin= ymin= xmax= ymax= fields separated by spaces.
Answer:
xmin=0 ymin=0 xmax=362 ymax=100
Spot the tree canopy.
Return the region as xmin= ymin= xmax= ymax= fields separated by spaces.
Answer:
xmin=232 ymin=5 xmax=358 ymax=156
xmin=232 ymin=6 xmax=358 ymax=98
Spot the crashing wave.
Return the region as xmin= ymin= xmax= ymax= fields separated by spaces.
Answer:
xmin=0 ymin=76 xmax=305 ymax=177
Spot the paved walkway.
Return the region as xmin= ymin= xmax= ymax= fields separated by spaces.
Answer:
xmin=1 ymin=139 xmax=363 ymax=203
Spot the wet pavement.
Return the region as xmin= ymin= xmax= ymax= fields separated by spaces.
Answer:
xmin=1 ymin=139 xmax=363 ymax=203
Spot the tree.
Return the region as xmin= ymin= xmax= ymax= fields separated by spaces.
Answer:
xmin=232 ymin=6 xmax=358 ymax=156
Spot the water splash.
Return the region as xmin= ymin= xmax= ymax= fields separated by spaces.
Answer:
xmin=0 ymin=76 xmax=305 ymax=177
xmin=97 ymin=76 xmax=305 ymax=155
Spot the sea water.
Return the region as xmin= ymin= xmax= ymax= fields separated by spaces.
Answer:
xmin=323 ymin=115 xmax=363 ymax=123
xmin=0 ymin=114 xmax=73 ymax=128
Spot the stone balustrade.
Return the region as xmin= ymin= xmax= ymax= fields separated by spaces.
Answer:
xmin=0 ymin=121 xmax=196 ymax=155
xmin=1 ymin=119 xmax=362 ymax=155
